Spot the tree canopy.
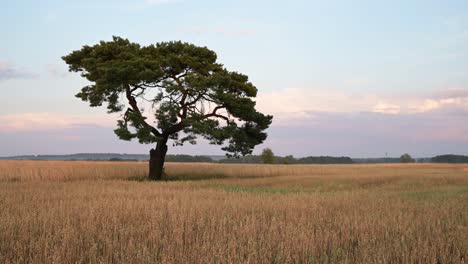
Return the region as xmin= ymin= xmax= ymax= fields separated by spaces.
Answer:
xmin=400 ymin=153 xmax=415 ymax=163
xmin=260 ymin=148 xmax=275 ymax=164
xmin=62 ymin=36 xmax=272 ymax=159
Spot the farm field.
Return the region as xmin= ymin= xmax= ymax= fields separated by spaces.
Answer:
xmin=0 ymin=161 xmax=467 ymax=263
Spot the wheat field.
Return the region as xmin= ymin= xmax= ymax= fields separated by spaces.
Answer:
xmin=0 ymin=161 xmax=467 ymax=263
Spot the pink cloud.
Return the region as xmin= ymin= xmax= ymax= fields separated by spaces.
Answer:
xmin=0 ymin=112 xmax=115 ymax=132
xmin=256 ymin=87 xmax=468 ymax=126
xmin=372 ymin=102 xmax=401 ymax=114
xmin=0 ymin=61 xmax=37 ymax=80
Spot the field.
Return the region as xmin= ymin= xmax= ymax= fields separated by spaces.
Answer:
xmin=0 ymin=161 xmax=467 ymax=263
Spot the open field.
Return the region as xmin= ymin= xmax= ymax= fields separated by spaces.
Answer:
xmin=0 ymin=161 xmax=467 ymax=263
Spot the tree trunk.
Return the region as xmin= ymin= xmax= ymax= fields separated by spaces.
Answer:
xmin=149 ymin=139 xmax=168 ymax=180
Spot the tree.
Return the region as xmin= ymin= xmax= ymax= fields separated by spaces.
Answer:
xmin=62 ymin=37 xmax=273 ymax=180
xmin=261 ymin=148 xmax=275 ymax=164
xmin=400 ymin=153 xmax=415 ymax=163
xmin=281 ymin=155 xmax=296 ymax=164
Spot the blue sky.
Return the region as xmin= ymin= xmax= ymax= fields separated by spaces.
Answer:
xmin=1 ymin=0 xmax=468 ymax=157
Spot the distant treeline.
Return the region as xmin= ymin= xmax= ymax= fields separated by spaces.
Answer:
xmin=2 ymin=153 xmax=149 ymax=161
xmin=91 ymin=155 xmax=214 ymax=163
xmin=431 ymin=155 xmax=468 ymax=163
xmin=219 ymin=155 xmax=355 ymax=164
xmin=2 ymin=153 xmax=468 ymax=164
xmin=3 ymin=153 xmax=214 ymax=163
xmin=166 ymin=155 xmax=214 ymax=163
xmin=354 ymin=158 xmax=408 ymax=164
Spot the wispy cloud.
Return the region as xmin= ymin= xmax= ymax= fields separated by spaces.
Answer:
xmin=256 ymin=87 xmax=468 ymax=125
xmin=261 ymin=111 xmax=468 ymax=157
xmin=46 ymin=64 xmax=69 ymax=78
xmin=409 ymin=89 xmax=468 ymax=113
xmin=0 ymin=112 xmax=115 ymax=133
xmin=256 ymin=88 xmax=380 ymax=125
xmin=372 ymin=102 xmax=401 ymax=114
xmin=0 ymin=61 xmax=37 ymax=81
xmin=1 ymin=88 xmax=467 ymax=157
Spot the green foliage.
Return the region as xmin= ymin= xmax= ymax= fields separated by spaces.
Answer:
xmin=62 ymin=36 xmax=272 ymax=157
xmin=353 ymin=158 xmax=402 ymax=164
xmin=296 ymin=156 xmax=354 ymax=164
xmin=431 ymin=154 xmax=468 ymax=163
xmin=261 ymin=148 xmax=275 ymax=164
xmin=281 ymin=155 xmax=297 ymax=164
xmin=165 ymin=155 xmax=213 ymax=163
xmin=220 ymin=155 xmax=355 ymax=164
xmin=400 ymin=153 xmax=415 ymax=163
xmin=218 ymin=155 xmax=262 ymax=164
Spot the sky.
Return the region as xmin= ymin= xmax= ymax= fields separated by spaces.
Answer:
xmin=1 ymin=0 xmax=468 ymax=158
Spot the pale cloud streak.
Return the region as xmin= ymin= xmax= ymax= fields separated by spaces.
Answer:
xmin=0 ymin=61 xmax=37 ymax=80
xmin=409 ymin=90 xmax=468 ymax=113
xmin=46 ymin=64 xmax=69 ymax=78
xmin=256 ymin=87 xmax=468 ymax=125
xmin=256 ymin=88 xmax=379 ymax=124
xmin=0 ymin=112 xmax=115 ymax=133
xmin=372 ymin=102 xmax=401 ymax=114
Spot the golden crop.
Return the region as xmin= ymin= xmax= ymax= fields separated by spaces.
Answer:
xmin=0 ymin=161 xmax=466 ymax=263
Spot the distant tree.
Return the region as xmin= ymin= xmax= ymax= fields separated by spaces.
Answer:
xmin=261 ymin=148 xmax=275 ymax=164
xmin=282 ymin=155 xmax=296 ymax=164
xmin=400 ymin=153 xmax=415 ymax=163
xmin=63 ymin=37 xmax=272 ymax=180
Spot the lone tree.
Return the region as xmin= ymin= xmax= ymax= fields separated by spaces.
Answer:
xmin=400 ymin=153 xmax=415 ymax=163
xmin=63 ymin=37 xmax=272 ymax=180
xmin=261 ymin=148 xmax=275 ymax=164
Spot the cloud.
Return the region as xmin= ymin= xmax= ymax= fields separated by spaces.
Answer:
xmin=260 ymin=111 xmax=468 ymax=157
xmin=256 ymin=87 xmax=468 ymax=125
xmin=0 ymin=112 xmax=115 ymax=133
xmin=2 ymin=111 xmax=467 ymax=158
xmin=372 ymin=102 xmax=401 ymax=114
xmin=46 ymin=64 xmax=69 ymax=78
xmin=1 ymin=88 xmax=468 ymax=157
xmin=433 ymin=88 xmax=468 ymax=99
xmin=256 ymin=88 xmax=378 ymax=121
xmin=0 ymin=61 xmax=37 ymax=80
xmin=410 ymin=96 xmax=468 ymax=113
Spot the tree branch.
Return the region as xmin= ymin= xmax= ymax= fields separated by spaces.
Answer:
xmin=201 ymin=105 xmax=229 ymax=123
xmin=164 ymin=121 xmax=187 ymax=136
xmin=203 ymin=113 xmax=230 ymax=123
xmin=125 ymin=85 xmax=162 ymax=137
xmin=186 ymin=91 xmax=207 ymax=106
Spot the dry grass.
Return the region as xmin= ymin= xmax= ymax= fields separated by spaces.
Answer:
xmin=0 ymin=161 xmax=467 ymax=263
